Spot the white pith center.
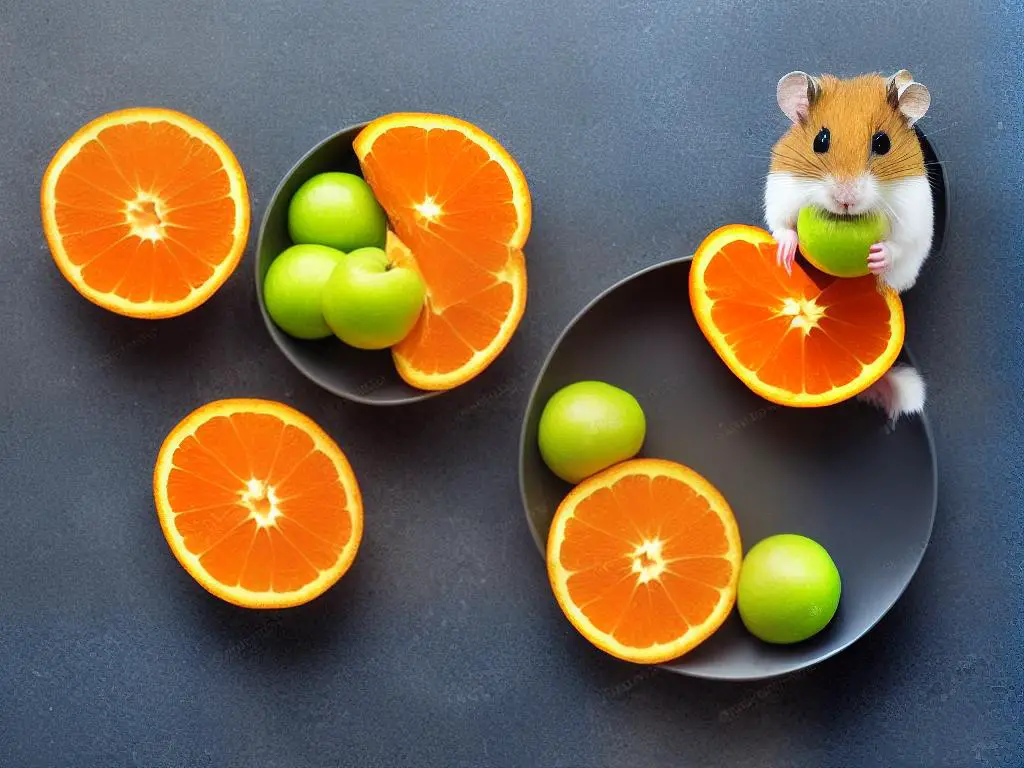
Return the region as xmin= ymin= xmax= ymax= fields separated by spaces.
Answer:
xmin=632 ymin=538 xmax=666 ymax=584
xmin=414 ymin=196 xmax=443 ymax=223
xmin=125 ymin=192 xmax=167 ymax=241
xmin=240 ymin=478 xmax=281 ymax=529
xmin=780 ymin=296 xmax=825 ymax=332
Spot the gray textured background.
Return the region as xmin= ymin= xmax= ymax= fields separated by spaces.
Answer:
xmin=1 ymin=1 xmax=1021 ymax=767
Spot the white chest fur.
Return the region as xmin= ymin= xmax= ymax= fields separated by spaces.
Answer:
xmin=763 ymin=171 xmax=933 ymax=292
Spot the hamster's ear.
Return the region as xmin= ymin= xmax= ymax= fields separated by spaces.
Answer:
xmin=887 ymin=70 xmax=930 ymax=125
xmin=777 ymin=71 xmax=821 ymax=124
xmin=887 ymin=69 xmax=915 ymax=91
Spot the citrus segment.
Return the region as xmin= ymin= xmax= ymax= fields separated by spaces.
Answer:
xmin=689 ymin=224 xmax=904 ymax=407
xmin=41 ymin=108 xmax=249 ymax=318
xmin=354 ymin=113 xmax=531 ymax=390
xmin=154 ymin=399 xmax=362 ymax=608
xmin=547 ymin=459 xmax=742 ymax=664
xmin=391 ymin=242 xmax=526 ymax=390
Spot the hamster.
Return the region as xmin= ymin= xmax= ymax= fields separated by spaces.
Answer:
xmin=763 ymin=69 xmax=933 ymax=423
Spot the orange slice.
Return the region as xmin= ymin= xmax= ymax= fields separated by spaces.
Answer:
xmin=41 ymin=108 xmax=250 ymax=319
xmin=689 ymin=224 xmax=905 ymax=407
xmin=547 ymin=458 xmax=742 ymax=664
xmin=153 ymin=399 xmax=362 ymax=608
xmin=354 ymin=113 xmax=531 ymax=390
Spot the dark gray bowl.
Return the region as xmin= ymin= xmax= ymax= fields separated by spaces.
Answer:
xmin=518 ymin=131 xmax=946 ymax=681
xmin=255 ymin=122 xmax=442 ymax=406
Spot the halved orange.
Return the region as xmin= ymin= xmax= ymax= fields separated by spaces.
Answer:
xmin=354 ymin=113 xmax=530 ymax=390
xmin=41 ymin=108 xmax=250 ymax=319
xmin=153 ymin=399 xmax=362 ymax=609
xmin=547 ymin=458 xmax=742 ymax=664
xmin=689 ymin=224 xmax=905 ymax=407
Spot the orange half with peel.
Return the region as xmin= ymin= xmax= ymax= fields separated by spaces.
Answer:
xmin=354 ymin=113 xmax=530 ymax=391
xmin=547 ymin=459 xmax=743 ymax=664
xmin=154 ymin=399 xmax=362 ymax=609
xmin=689 ymin=224 xmax=904 ymax=407
xmin=41 ymin=108 xmax=250 ymax=319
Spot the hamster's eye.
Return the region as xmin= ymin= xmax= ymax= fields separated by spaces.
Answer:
xmin=813 ymin=127 xmax=830 ymax=154
xmin=871 ymin=131 xmax=891 ymax=155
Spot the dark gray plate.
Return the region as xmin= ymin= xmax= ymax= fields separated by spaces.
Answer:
xmin=518 ymin=131 xmax=945 ymax=681
xmin=255 ymin=122 xmax=442 ymax=406
xmin=518 ymin=259 xmax=937 ymax=680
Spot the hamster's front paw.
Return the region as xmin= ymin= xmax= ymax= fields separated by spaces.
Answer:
xmin=868 ymin=242 xmax=890 ymax=275
xmin=773 ymin=228 xmax=798 ymax=274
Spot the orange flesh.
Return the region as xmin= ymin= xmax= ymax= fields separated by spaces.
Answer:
xmin=383 ymin=230 xmax=522 ymax=379
xmin=708 ymin=240 xmax=893 ymax=393
xmin=394 ymin=249 xmax=524 ymax=380
xmin=691 ymin=225 xmax=903 ymax=407
xmin=42 ymin=109 xmax=248 ymax=317
xmin=354 ymin=114 xmax=530 ymax=390
xmin=55 ymin=122 xmax=234 ymax=303
xmin=548 ymin=460 xmax=742 ymax=663
xmin=155 ymin=401 xmax=361 ymax=607
xmin=360 ymin=125 xmax=519 ymax=308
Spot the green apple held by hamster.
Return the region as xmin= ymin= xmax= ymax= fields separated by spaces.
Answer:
xmin=288 ymin=172 xmax=387 ymax=252
xmin=321 ymin=247 xmax=426 ymax=350
xmin=797 ymin=207 xmax=888 ymax=278
xmin=263 ymin=244 xmax=346 ymax=339
xmin=538 ymin=381 xmax=646 ymax=484
xmin=737 ymin=534 xmax=841 ymax=644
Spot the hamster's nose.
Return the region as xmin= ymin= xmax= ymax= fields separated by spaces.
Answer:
xmin=831 ymin=187 xmax=859 ymax=212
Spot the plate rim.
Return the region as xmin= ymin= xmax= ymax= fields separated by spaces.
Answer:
xmin=517 ymin=252 xmax=939 ymax=681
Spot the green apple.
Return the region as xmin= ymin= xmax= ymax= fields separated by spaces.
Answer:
xmin=288 ymin=172 xmax=387 ymax=252
xmin=537 ymin=381 xmax=646 ymax=484
xmin=263 ymin=244 xmax=346 ymax=339
xmin=797 ymin=207 xmax=888 ymax=278
xmin=737 ymin=533 xmax=841 ymax=644
xmin=321 ymin=247 xmax=426 ymax=350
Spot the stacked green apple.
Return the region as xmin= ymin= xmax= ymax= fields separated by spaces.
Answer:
xmin=263 ymin=172 xmax=426 ymax=349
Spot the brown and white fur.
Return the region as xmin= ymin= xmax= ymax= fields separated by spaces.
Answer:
xmin=764 ymin=69 xmax=933 ymax=424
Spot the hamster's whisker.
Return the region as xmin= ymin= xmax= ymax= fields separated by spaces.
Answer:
xmin=875 ymin=164 xmax=921 ymax=179
xmin=875 ymin=170 xmax=917 ymax=181
xmin=874 ymin=153 xmax=926 ymax=176
xmin=877 ymin=159 xmax=928 ymax=176
xmin=771 ymin=146 xmax=829 ymax=175
xmin=808 ymin=149 xmax=830 ymax=175
xmin=879 ymin=148 xmax=920 ymax=167
xmin=880 ymin=200 xmax=903 ymax=226
xmin=769 ymin=155 xmax=824 ymax=177
xmin=770 ymin=154 xmax=815 ymax=170
xmin=876 ymin=173 xmax=922 ymax=183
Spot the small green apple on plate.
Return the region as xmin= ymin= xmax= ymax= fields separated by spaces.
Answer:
xmin=797 ymin=207 xmax=888 ymax=278
xmin=538 ymin=381 xmax=646 ymax=484
xmin=322 ymin=247 xmax=426 ymax=350
xmin=736 ymin=533 xmax=842 ymax=644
